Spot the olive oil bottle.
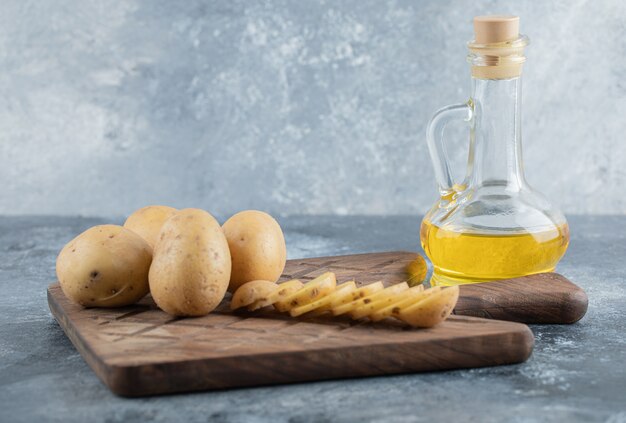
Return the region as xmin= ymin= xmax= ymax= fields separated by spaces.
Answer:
xmin=421 ymin=16 xmax=569 ymax=286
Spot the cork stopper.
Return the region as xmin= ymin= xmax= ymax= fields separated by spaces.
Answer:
xmin=473 ymin=15 xmax=519 ymax=44
xmin=468 ymin=15 xmax=527 ymax=79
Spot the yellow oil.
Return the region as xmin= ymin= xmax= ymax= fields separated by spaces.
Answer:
xmin=420 ymin=220 xmax=569 ymax=286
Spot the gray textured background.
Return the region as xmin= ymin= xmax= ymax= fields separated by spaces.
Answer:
xmin=1 ymin=0 xmax=624 ymax=217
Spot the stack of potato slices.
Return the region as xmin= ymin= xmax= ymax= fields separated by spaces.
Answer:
xmin=230 ymin=272 xmax=459 ymax=328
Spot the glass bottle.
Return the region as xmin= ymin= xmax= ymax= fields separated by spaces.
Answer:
xmin=421 ymin=16 xmax=569 ymax=286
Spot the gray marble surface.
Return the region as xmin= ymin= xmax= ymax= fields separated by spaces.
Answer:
xmin=1 ymin=0 xmax=625 ymax=216
xmin=0 ymin=215 xmax=625 ymax=423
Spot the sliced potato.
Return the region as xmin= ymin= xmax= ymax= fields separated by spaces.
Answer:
xmin=369 ymin=285 xmax=431 ymax=322
xmin=406 ymin=255 xmax=428 ymax=287
xmin=352 ymin=285 xmax=425 ymax=320
xmin=230 ymin=280 xmax=278 ymax=310
xmin=266 ymin=280 xmax=303 ymax=304
xmin=228 ymin=274 xmax=457 ymax=328
xmin=304 ymin=281 xmax=358 ymax=317
xmin=309 ymin=281 xmax=357 ymax=314
xmin=350 ymin=287 xmax=421 ymax=320
xmin=248 ymin=295 xmax=279 ymax=311
xmin=360 ymin=281 xmax=408 ymax=304
xmin=331 ymin=282 xmax=385 ymax=314
xmin=249 ymin=279 xmax=303 ymax=311
xmin=290 ymin=281 xmax=356 ymax=317
xmin=346 ymin=282 xmax=411 ymax=318
xmin=275 ymin=272 xmax=336 ymax=312
xmin=333 ymin=282 xmax=408 ymax=316
xmin=397 ymin=286 xmax=459 ymax=328
xmin=247 ymin=280 xmax=302 ymax=311
xmin=329 ymin=281 xmax=384 ymax=313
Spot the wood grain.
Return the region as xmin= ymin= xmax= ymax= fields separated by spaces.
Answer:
xmin=281 ymin=251 xmax=588 ymax=324
xmin=48 ymin=284 xmax=533 ymax=396
xmin=48 ymin=251 xmax=587 ymax=396
xmin=455 ymin=273 xmax=588 ymax=323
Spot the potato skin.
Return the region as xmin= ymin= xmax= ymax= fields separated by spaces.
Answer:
xmin=123 ymin=205 xmax=177 ymax=249
xmin=149 ymin=208 xmax=231 ymax=316
xmin=230 ymin=280 xmax=278 ymax=310
xmin=398 ymin=286 xmax=459 ymax=328
xmin=222 ymin=210 xmax=287 ymax=292
xmin=56 ymin=225 xmax=152 ymax=307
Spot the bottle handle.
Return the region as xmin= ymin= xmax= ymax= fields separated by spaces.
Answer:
xmin=426 ymin=101 xmax=473 ymax=197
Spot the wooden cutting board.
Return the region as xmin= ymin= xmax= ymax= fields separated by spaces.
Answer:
xmin=281 ymin=251 xmax=588 ymax=324
xmin=48 ymin=251 xmax=585 ymax=397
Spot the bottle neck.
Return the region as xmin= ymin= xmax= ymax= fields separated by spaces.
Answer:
xmin=467 ymin=76 xmax=525 ymax=190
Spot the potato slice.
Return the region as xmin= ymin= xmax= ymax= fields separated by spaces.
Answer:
xmin=274 ymin=272 xmax=336 ymax=312
xmin=290 ymin=281 xmax=356 ymax=317
xmin=247 ymin=280 xmax=302 ymax=311
xmin=348 ymin=283 xmax=414 ymax=319
xmin=230 ymin=280 xmax=278 ymax=310
xmin=247 ymin=295 xmax=277 ymax=311
xmin=369 ymin=285 xmax=432 ymax=322
xmin=303 ymin=281 xmax=358 ymax=317
xmin=332 ymin=282 xmax=408 ymax=316
xmin=246 ymin=279 xmax=302 ymax=312
xmin=329 ymin=281 xmax=383 ymax=309
xmin=329 ymin=282 xmax=385 ymax=316
xmin=406 ymin=255 xmax=428 ymax=287
xmin=350 ymin=285 xmax=424 ymax=319
xmin=397 ymin=286 xmax=459 ymax=328
xmin=350 ymin=285 xmax=424 ymax=320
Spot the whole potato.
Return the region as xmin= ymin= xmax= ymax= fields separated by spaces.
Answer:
xmin=123 ymin=205 xmax=177 ymax=249
xmin=222 ymin=210 xmax=287 ymax=292
xmin=149 ymin=208 xmax=231 ymax=316
xmin=56 ymin=225 xmax=152 ymax=307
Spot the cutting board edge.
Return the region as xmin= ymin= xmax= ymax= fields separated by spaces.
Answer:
xmin=48 ymin=286 xmax=117 ymax=394
xmin=454 ymin=272 xmax=588 ymax=324
xmin=48 ymin=283 xmax=534 ymax=397
xmin=93 ymin=331 xmax=534 ymax=397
